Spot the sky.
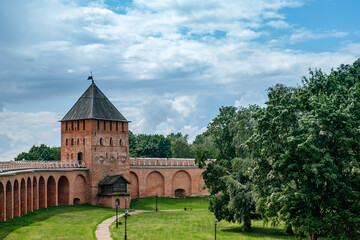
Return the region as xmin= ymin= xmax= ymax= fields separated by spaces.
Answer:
xmin=0 ymin=0 xmax=359 ymax=161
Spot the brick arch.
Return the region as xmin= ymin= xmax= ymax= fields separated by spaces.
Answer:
xmin=20 ymin=178 xmax=26 ymax=215
xmin=146 ymin=171 xmax=164 ymax=196
xmin=6 ymin=181 xmax=12 ymax=220
xmin=0 ymin=182 xmax=4 ymax=222
xmin=58 ymin=176 xmax=69 ymax=205
xmin=33 ymin=177 xmax=38 ymax=211
xmin=172 ymin=170 xmax=191 ymax=197
xmin=47 ymin=176 xmax=56 ymax=207
xmin=130 ymin=172 xmax=139 ymax=198
xmin=27 ymin=177 xmax=32 ymax=213
xmin=13 ymin=179 xmax=19 ymax=217
xmin=73 ymin=174 xmax=86 ymax=204
xmin=39 ymin=176 xmax=46 ymax=209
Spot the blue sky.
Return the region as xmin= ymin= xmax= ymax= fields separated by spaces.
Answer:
xmin=0 ymin=0 xmax=359 ymax=160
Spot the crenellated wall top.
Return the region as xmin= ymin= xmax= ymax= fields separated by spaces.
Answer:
xmin=129 ymin=158 xmax=212 ymax=167
xmin=0 ymin=160 xmax=86 ymax=173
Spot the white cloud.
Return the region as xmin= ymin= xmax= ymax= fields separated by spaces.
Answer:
xmin=0 ymin=109 xmax=60 ymax=161
xmin=235 ymin=91 xmax=266 ymax=108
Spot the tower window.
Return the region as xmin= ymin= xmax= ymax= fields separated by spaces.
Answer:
xmin=97 ymin=120 xmax=100 ymax=130
xmin=66 ymin=122 xmax=68 ymax=131
xmin=71 ymin=138 xmax=74 ymax=146
xmin=77 ymin=138 xmax=80 ymax=145
xmin=83 ymin=120 xmax=85 ymax=130
xmin=83 ymin=138 xmax=85 ymax=145
xmin=110 ymin=138 xmax=113 ymax=146
xmin=71 ymin=121 xmax=74 ymax=131
xmin=67 ymin=154 xmax=69 ymax=160
xmin=110 ymin=121 xmax=112 ymax=131
xmin=71 ymin=153 xmax=73 ymax=159
xmin=100 ymin=138 xmax=103 ymax=146
xmin=120 ymin=139 xmax=122 ymax=146
xmin=66 ymin=139 xmax=68 ymax=146
xmin=116 ymin=122 xmax=118 ymax=131
xmin=77 ymin=120 xmax=80 ymax=130
xmin=122 ymin=122 xmax=124 ymax=132
xmin=104 ymin=121 xmax=106 ymax=130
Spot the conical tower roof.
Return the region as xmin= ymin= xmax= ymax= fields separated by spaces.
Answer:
xmin=61 ymin=83 xmax=128 ymax=122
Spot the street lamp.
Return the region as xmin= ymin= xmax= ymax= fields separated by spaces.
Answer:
xmin=156 ymin=192 xmax=158 ymax=212
xmin=214 ymin=220 xmax=217 ymax=240
xmin=125 ymin=196 xmax=128 ymax=210
xmin=124 ymin=209 xmax=129 ymax=240
xmin=115 ymin=199 xmax=120 ymax=228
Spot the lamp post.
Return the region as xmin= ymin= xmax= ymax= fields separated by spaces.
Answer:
xmin=156 ymin=192 xmax=158 ymax=212
xmin=115 ymin=199 xmax=120 ymax=228
xmin=125 ymin=196 xmax=128 ymax=210
xmin=214 ymin=220 xmax=217 ymax=240
xmin=124 ymin=209 xmax=128 ymax=240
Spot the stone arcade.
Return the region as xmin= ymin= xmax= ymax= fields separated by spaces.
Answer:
xmin=0 ymin=81 xmax=207 ymax=222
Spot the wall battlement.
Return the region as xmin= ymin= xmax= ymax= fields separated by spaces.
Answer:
xmin=130 ymin=158 xmax=197 ymax=167
xmin=0 ymin=161 xmax=85 ymax=173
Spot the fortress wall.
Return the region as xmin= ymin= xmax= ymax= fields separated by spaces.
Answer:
xmin=129 ymin=158 xmax=208 ymax=198
xmin=0 ymin=168 xmax=89 ymax=222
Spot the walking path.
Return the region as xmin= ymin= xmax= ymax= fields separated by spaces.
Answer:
xmin=95 ymin=210 xmax=149 ymax=240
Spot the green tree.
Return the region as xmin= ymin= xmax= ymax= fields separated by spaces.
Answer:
xmin=170 ymin=138 xmax=194 ymax=158
xmin=247 ymin=59 xmax=360 ymax=239
xmin=197 ymin=106 xmax=257 ymax=231
xmin=15 ymin=144 xmax=61 ymax=161
xmin=135 ymin=134 xmax=171 ymax=158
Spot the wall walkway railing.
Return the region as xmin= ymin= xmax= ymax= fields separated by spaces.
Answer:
xmin=130 ymin=158 xmax=200 ymax=167
xmin=0 ymin=160 xmax=86 ymax=173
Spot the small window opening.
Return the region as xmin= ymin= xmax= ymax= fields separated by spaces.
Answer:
xmin=77 ymin=152 xmax=83 ymax=164
xmin=83 ymin=120 xmax=85 ymax=130
xmin=110 ymin=138 xmax=113 ymax=146
xmin=122 ymin=122 xmax=124 ymax=132
xmin=71 ymin=121 xmax=74 ymax=131
xmin=71 ymin=138 xmax=74 ymax=146
xmin=66 ymin=139 xmax=68 ymax=146
xmin=100 ymin=138 xmax=103 ymax=145
xmin=83 ymin=138 xmax=85 ymax=145
xmin=77 ymin=120 xmax=80 ymax=130
xmin=110 ymin=121 xmax=112 ymax=131
xmin=104 ymin=121 xmax=106 ymax=130
xmin=66 ymin=122 xmax=68 ymax=131
xmin=116 ymin=122 xmax=118 ymax=131
xmin=97 ymin=120 xmax=100 ymax=130
xmin=120 ymin=139 xmax=122 ymax=146
xmin=77 ymin=138 xmax=80 ymax=145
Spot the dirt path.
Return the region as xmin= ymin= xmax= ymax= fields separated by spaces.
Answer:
xmin=95 ymin=210 xmax=149 ymax=240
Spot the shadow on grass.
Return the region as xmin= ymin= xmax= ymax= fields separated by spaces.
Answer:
xmin=0 ymin=204 xmax=112 ymax=240
xmin=221 ymin=225 xmax=293 ymax=239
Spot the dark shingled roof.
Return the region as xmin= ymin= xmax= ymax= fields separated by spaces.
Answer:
xmin=99 ymin=175 xmax=130 ymax=186
xmin=61 ymin=83 xmax=128 ymax=122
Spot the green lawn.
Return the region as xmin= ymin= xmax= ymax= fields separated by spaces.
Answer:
xmin=110 ymin=197 xmax=296 ymax=240
xmin=130 ymin=196 xmax=209 ymax=211
xmin=0 ymin=204 xmax=117 ymax=240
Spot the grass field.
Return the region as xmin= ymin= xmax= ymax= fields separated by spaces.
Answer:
xmin=0 ymin=204 xmax=117 ymax=240
xmin=130 ymin=196 xmax=210 ymax=210
xmin=0 ymin=197 xmax=301 ymax=240
xmin=110 ymin=197 xmax=296 ymax=240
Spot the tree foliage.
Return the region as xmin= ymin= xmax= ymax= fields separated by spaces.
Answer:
xmin=247 ymin=59 xmax=360 ymax=239
xmin=197 ymin=106 xmax=257 ymax=231
xmin=14 ymin=144 xmax=60 ymax=161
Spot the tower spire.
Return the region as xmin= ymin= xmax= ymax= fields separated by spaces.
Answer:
xmin=87 ymin=71 xmax=94 ymax=84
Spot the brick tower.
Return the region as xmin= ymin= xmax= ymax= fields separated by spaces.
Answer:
xmin=60 ymin=80 xmax=130 ymax=206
